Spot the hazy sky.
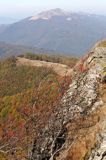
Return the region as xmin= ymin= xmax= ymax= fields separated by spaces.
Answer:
xmin=0 ymin=0 xmax=106 ymax=19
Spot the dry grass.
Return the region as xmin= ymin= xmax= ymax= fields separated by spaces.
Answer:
xmin=97 ymin=40 xmax=106 ymax=47
xmin=17 ymin=57 xmax=73 ymax=76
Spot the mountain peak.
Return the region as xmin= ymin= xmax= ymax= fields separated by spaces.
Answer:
xmin=29 ymin=8 xmax=70 ymax=21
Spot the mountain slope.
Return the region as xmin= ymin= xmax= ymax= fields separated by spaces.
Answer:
xmin=30 ymin=40 xmax=106 ymax=159
xmin=0 ymin=25 xmax=8 ymax=33
xmin=0 ymin=9 xmax=106 ymax=55
xmin=0 ymin=40 xmax=106 ymax=160
xmin=0 ymin=55 xmax=74 ymax=160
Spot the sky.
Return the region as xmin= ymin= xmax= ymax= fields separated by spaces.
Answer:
xmin=0 ymin=0 xmax=106 ymax=20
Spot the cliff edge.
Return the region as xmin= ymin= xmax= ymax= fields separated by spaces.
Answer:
xmin=31 ymin=40 xmax=106 ymax=160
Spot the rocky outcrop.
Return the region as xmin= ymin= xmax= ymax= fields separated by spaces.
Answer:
xmin=31 ymin=41 xmax=106 ymax=160
xmin=88 ymin=83 xmax=106 ymax=160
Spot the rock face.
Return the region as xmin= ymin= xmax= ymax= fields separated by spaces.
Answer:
xmin=89 ymin=130 xmax=106 ymax=160
xmin=31 ymin=40 xmax=106 ymax=160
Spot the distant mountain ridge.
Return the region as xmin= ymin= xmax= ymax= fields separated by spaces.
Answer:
xmin=0 ymin=42 xmax=60 ymax=58
xmin=0 ymin=8 xmax=106 ymax=56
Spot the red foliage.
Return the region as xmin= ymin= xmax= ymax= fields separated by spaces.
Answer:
xmin=19 ymin=120 xmax=25 ymax=128
xmin=78 ymin=63 xmax=88 ymax=73
xmin=7 ymin=130 xmax=14 ymax=137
